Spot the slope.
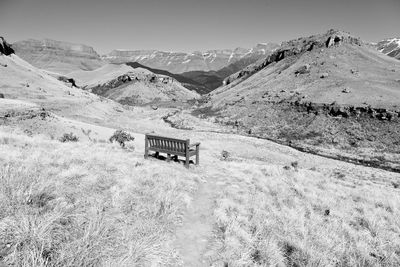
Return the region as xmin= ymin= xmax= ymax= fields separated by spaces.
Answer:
xmin=125 ymin=62 xmax=210 ymax=94
xmin=12 ymin=38 xmax=104 ymax=74
xmin=198 ymin=29 xmax=400 ymax=171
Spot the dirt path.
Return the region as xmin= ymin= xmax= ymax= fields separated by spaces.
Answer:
xmin=174 ymin=173 xmax=218 ymax=266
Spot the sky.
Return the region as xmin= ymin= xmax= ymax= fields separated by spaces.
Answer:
xmin=1 ymin=0 xmax=400 ymax=54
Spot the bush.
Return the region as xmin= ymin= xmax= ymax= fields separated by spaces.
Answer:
xmin=59 ymin=133 xmax=79 ymax=143
xmin=109 ymin=130 xmax=135 ymax=148
xmin=221 ymin=150 xmax=230 ymax=160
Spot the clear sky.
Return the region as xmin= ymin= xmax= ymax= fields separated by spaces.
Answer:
xmin=1 ymin=0 xmax=399 ymax=54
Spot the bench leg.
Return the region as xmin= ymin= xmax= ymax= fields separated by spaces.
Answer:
xmin=167 ymin=153 xmax=171 ymax=162
xmin=144 ymin=148 xmax=149 ymax=159
xmin=185 ymin=156 xmax=189 ymax=168
xmin=196 ymin=148 xmax=199 ymax=165
xmin=155 ymin=152 xmax=159 ymax=159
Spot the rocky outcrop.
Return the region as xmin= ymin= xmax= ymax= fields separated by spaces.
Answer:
xmin=291 ymin=100 xmax=400 ymax=121
xmin=102 ymin=43 xmax=278 ymax=73
xmin=57 ymin=76 xmax=77 ymax=88
xmin=224 ymin=30 xmax=362 ymax=85
xmin=325 ymin=31 xmax=362 ymax=48
xmin=12 ymin=39 xmax=104 ymax=74
xmin=89 ymin=72 xmax=176 ymax=95
xmin=0 ymin=37 xmax=15 ymax=55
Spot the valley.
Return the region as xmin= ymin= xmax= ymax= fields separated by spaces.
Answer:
xmin=1 ymin=28 xmax=400 ymax=266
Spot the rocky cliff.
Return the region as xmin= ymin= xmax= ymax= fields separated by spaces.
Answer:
xmin=12 ymin=39 xmax=104 ymax=74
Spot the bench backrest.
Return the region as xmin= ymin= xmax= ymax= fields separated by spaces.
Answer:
xmin=145 ymin=134 xmax=189 ymax=153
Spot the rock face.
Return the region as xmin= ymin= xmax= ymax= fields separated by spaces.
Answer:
xmin=102 ymin=43 xmax=278 ymax=74
xmin=12 ymin=39 xmax=104 ymax=74
xmin=0 ymin=37 xmax=15 ymax=55
xmin=376 ymin=38 xmax=400 ymax=60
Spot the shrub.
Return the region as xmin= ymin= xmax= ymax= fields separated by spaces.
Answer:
xmin=59 ymin=133 xmax=79 ymax=143
xmin=109 ymin=130 xmax=135 ymax=148
xmin=221 ymin=150 xmax=230 ymax=160
xmin=291 ymin=161 xmax=299 ymax=169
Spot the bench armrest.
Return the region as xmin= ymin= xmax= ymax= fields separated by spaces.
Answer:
xmin=189 ymin=142 xmax=200 ymax=147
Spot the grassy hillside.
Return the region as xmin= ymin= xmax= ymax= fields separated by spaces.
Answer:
xmin=198 ymin=30 xmax=400 ymax=171
xmin=179 ymin=70 xmax=224 ymax=94
xmin=125 ymin=62 xmax=210 ymax=94
xmin=69 ymin=64 xmax=199 ymax=105
xmin=0 ymin=129 xmax=198 ymax=266
xmin=1 ymin=125 xmax=399 ymax=266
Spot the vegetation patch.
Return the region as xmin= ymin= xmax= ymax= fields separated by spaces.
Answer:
xmin=59 ymin=133 xmax=79 ymax=143
xmin=209 ymin=161 xmax=400 ymax=266
xmin=109 ymin=130 xmax=135 ymax=148
xmin=0 ymin=131 xmax=198 ymax=266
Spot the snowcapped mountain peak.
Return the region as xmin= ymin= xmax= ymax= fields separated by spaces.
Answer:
xmin=377 ymin=37 xmax=400 ymax=60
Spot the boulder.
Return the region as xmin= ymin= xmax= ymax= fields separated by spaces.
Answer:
xmin=295 ymin=64 xmax=311 ymax=76
xmin=0 ymin=93 xmax=4 ymax=98
xmin=350 ymin=69 xmax=358 ymax=74
xmin=320 ymin=73 xmax=329 ymax=78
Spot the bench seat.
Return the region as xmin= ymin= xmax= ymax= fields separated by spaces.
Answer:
xmin=144 ymin=134 xmax=200 ymax=167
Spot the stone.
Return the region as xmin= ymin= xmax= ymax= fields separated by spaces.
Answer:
xmin=350 ymin=69 xmax=358 ymax=74
xmin=0 ymin=93 xmax=4 ymax=98
xmin=320 ymin=73 xmax=329 ymax=78
xmin=295 ymin=64 xmax=311 ymax=76
xmin=342 ymin=88 xmax=351 ymax=93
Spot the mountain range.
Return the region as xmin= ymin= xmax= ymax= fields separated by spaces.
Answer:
xmin=11 ymin=39 xmax=279 ymax=93
xmin=11 ymin=36 xmax=399 ymax=96
xmin=102 ymin=43 xmax=279 ymax=73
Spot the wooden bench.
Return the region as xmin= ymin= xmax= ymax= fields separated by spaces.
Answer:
xmin=144 ymin=134 xmax=200 ymax=167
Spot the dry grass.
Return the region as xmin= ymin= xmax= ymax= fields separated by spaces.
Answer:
xmin=1 ymin=127 xmax=400 ymax=266
xmin=210 ymin=161 xmax=400 ymax=266
xmin=0 ymin=130 xmax=198 ymax=266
